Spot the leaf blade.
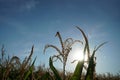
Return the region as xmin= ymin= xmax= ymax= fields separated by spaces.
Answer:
xmin=49 ymin=57 xmax=62 ymax=80
xmin=70 ymin=60 xmax=84 ymax=80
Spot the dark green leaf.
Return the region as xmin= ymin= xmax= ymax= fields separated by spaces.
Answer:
xmin=70 ymin=60 xmax=84 ymax=80
xmin=49 ymin=57 xmax=62 ymax=80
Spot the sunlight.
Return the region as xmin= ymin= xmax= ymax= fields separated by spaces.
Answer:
xmin=74 ymin=49 xmax=84 ymax=61
xmin=71 ymin=48 xmax=88 ymax=61
xmin=72 ymin=48 xmax=84 ymax=61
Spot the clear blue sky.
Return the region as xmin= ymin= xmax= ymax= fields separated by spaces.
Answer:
xmin=0 ymin=0 xmax=120 ymax=74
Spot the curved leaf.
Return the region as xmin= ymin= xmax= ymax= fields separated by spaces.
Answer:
xmin=55 ymin=32 xmax=64 ymax=53
xmin=24 ymin=57 xmax=36 ymax=80
xmin=94 ymin=42 xmax=107 ymax=52
xmin=44 ymin=44 xmax=63 ymax=56
xmin=70 ymin=60 xmax=84 ymax=80
xmin=85 ymin=52 xmax=95 ymax=80
xmin=49 ymin=57 xmax=62 ymax=80
xmin=52 ymin=55 xmax=63 ymax=62
xmin=85 ymin=42 xmax=107 ymax=80
xmin=76 ymin=26 xmax=90 ymax=60
xmin=70 ymin=40 xmax=83 ymax=47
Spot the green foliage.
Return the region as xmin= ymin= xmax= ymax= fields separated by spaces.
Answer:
xmin=0 ymin=27 xmax=109 ymax=80
xmin=76 ymin=26 xmax=90 ymax=59
xmin=70 ymin=60 xmax=84 ymax=80
xmin=49 ymin=57 xmax=62 ymax=80
xmin=0 ymin=45 xmax=36 ymax=80
xmin=24 ymin=57 xmax=36 ymax=80
xmin=44 ymin=31 xmax=82 ymax=80
xmin=85 ymin=42 xmax=107 ymax=80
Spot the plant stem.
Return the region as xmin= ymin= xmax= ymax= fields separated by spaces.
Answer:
xmin=63 ymin=60 xmax=66 ymax=80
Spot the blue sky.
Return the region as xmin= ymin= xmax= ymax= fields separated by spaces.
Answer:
xmin=0 ymin=0 xmax=120 ymax=74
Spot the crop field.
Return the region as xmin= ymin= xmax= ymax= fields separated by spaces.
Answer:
xmin=0 ymin=27 xmax=120 ymax=80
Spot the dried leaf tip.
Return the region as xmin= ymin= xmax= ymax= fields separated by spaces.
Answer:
xmin=55 ymin=31 xmax=60 ymax=37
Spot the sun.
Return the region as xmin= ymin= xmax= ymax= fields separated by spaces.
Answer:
xmin=71 ymin=48 xmax=88 ymax=61
xmin=73 ymin=49 xmax=84 ymax=61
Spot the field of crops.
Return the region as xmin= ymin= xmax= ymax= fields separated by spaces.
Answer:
xmin=0 ymin=27 xmax=120 ymax=80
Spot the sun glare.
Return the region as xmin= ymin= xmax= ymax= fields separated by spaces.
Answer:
xmin=72 ymin=48 xmax=84 ymax=61
xmin=72 ymin=48 xmax=88 ymax=61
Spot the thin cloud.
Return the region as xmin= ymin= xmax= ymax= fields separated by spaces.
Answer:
xmin=20 ymin=0 xmax=40 ymax=11
xmin=88 ymin=25 xmax=108 ymax=39
xmin=0 ymin=0 xmax=40 ymax=13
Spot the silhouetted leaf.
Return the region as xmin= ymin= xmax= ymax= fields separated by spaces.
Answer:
xmin=70 ymin=60 xmax=84 ymax=80
xmin=76 ymin=26 xmax=90 ymax=60
xmin=85 ymin=42 xmax=107 ymax=80
xmin=24 ymin=57 xmax=36 ymax=80
xmin=49 ymin=57 xmax=62 ymax=80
